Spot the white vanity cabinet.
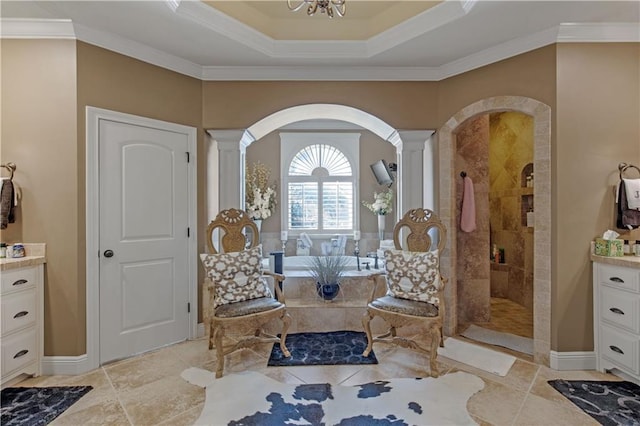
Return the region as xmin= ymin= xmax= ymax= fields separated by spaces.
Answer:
xmin=592 ymin=257 xmax=640 ymax=384
xmin=1 ymin=264 xmax=44 ymax=387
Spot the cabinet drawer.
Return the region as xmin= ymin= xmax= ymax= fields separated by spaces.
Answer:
xmin=600 ymin=286 xmax=640 ymax=334
xmin=1 ymin=288 xmax=37 ymax=334
xmin=599 ymin=325 xmax=640 ymax=374
xmin=1 ymin=267 xmax=37 ymax=294
xmin=1 ymin=328 xmax=37 ymax=375
xmin=598 ymin=263 xmax=640 ymax=293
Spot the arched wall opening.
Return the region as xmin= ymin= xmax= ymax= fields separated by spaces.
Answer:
xmin=437 ymin=96 xmax=551 ymax=366
xmin=207 ymin=103 xmax=435 ymax=227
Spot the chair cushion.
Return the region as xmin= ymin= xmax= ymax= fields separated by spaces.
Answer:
xmin=383 ymin=248 xmax=442 ymax=305
xmin=370 ymin=295 xmax=439 ymax=317
xmin=200 ymin=245 xmax=272 ymax=307
xmin=215 ymin=297 xmax=283 ymax=318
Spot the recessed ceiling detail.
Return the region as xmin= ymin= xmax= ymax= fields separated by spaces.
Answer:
xmin=204 ymin=1 xmax=441 ymax=40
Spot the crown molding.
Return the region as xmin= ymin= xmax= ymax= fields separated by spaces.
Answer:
xmin=438 ymin=26 xmax=560 ymax=80
xmin=72 ymin=23 xmax=203 ymax=79
xmin=177 ymin=0 xmax=469 ymax=60
xmin=0 ymin=18 xmax=75 ymax=38
xmin=2 ymin=19 xmax=638 ymax=81
xmin=557 ymin=23 xmax=640 ymax=42
xmin=366 ymin=0 xmax=468 ymax=57
xmin=175 ymin=0 xmax=275 ymax=57
xmin=200 ymin=65 xmax=442 ymax=81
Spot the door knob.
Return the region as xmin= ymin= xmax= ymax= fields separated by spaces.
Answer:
xmin=104 ymin=250 xmax=114 ymax=258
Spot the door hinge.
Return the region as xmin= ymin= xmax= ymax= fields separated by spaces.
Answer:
xmin=187 ymin=227 xmax=190 ymax=237
xmin=185 ymin=151 xmax=190 ymax=163
xmin=187 ymin=302 xmax=191 ymax=313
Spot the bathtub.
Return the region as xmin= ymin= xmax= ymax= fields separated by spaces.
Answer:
xmin=261 ymin=255 xmax=381 ymax=277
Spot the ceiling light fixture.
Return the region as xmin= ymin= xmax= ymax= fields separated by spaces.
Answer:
xmin=287 ymin=0 xmax=346 ymax=18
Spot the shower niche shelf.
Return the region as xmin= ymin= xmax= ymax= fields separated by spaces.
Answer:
xmin=521 ymin=163 xmax=534 ymax=227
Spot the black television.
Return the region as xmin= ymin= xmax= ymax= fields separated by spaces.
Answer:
xmin=370 ymin=160 xmax=395 ymax=187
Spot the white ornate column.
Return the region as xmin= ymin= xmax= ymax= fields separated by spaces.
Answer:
xmin=207 ymin=130 xmax=245 ymax=211
xmin=396 ymin=130 xmax=434 ymax=215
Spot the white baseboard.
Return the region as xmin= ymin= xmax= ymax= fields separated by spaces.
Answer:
xmin=549 ymin=351 xmax=596 ymax=371
xmin=42 ymin=326 xmax=206 ymax=377
xmin=41 ymin=355 xmax=92 ymax=376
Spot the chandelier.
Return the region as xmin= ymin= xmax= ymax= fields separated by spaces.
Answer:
xmin=287 ymin=0 xmax=346 ymax=18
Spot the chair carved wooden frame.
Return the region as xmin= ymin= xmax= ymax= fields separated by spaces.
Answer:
xmin=203 ymin=208 xmax=291 ymax=378
xmin=362 ymin=208 xmax=447 ymax=377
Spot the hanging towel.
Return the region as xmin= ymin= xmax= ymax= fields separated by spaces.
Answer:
xmin=623 ymin=178 xmax=640 ymax=210
xmin=0 ymin=179 xmax=15 ymax=229
xmin=460 ymin=176 xmax=476 ymax=232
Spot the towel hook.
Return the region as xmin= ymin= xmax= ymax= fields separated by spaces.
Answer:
xmin=460 ymin=171 xmax=467 ymax=178
xmin=1 ymin=162 xmax=16 ymax=180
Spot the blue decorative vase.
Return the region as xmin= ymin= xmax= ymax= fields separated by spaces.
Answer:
xmin=316 ymin=282 xmax=341 ymax=301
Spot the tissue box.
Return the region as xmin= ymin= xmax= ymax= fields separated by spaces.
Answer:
xmin=594 ymin=238 xmax=624 ymax=257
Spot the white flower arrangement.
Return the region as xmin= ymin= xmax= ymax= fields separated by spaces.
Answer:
xmin=245 ymin=162 xmax=277 ymax=220
xmin=362 ymin=188 xmax=393 ymax=216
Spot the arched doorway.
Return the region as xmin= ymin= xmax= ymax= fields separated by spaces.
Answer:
xmin=207 ymin=104 xmax=435 ymax=222
xmin=437 ymin=96 xmax=551 ymax=366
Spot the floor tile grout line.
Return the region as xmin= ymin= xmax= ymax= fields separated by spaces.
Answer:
xmin=102 ymin=365 xmax=135 ymax=426
xmin=510 ymin=363 xmax=541 ymax=425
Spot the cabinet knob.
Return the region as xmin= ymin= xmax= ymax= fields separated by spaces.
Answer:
xmin=13 ymin=310 xmax=29 ymax=319
xmin=609 ymin=307 xmax=625 ymax=315
xmin=609 ymin=277 xmax=624 ymax=283
xmin=12 ymin=279 xmax=28 ymax=286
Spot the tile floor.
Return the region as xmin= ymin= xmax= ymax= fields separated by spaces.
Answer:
xmin=482 ymin=297 xmax=535 ymax=339
xmin=13 ymin=325 xmax=618 ymax=426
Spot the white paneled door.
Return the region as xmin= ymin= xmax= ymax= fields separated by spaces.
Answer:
xmin=98 ymin=118 xmax=191 ymax=364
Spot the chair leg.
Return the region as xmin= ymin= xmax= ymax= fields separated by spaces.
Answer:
xmin=362 ymin=310 xmax=374 ymax=357
xmin=429 ymin=325 xmax=440 ymax=378
xmin=279 ymin=311 xmax=292 ymax=358
xmin=208 ymin=319 xmax=215 ymax=350
xmin=213 ymin=325 xmax=225 ymax=378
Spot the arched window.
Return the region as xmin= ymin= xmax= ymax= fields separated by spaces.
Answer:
xmin=281 ymin=133 xmax=360 ymax=235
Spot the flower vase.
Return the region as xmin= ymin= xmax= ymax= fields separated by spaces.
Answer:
xmin=316 ymin=282 xmax=341 ymax=301
xmin=252 ymin=219 xmax=262 ymax=243
xmin=377 ymin=214 xmax=386 ymax=240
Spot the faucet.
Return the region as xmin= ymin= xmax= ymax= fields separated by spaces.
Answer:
xmin=366 ymin=251 xmax=379 ymax=269
xmin=354 ymin=242 xmax=361 ymax=271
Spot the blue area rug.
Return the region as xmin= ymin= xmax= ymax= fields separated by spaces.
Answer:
xmin=268 ymin=330 xmax=378 ymax=366
xmin=1 ymin=386 xmax=92 ymax=426
xmin=548 ymin=379 xmax=640 ymax=426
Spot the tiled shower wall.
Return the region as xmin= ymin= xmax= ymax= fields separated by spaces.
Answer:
xmin=455 ymin=115 xmax=491 ymax=324
xmin=488 ymin=112 xmax=534 ymax=310
xmin=455 ymin=112 xmax=534 ymax=325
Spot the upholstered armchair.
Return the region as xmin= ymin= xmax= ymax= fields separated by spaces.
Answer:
xmin=200 ymin=208 xmax=291 ymax=378
xmin=362 ymin=208 xmax=447 ymax=377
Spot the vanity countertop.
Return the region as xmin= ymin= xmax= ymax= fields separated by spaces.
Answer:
xmin=590 ymin=253 xmax=640 ymax=269
xmin=0 ymin=243 xmax=46 ymax=271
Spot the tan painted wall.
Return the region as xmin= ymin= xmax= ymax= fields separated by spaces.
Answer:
xmin=555 ymin=43 xmax=640 ymax=351
xmin=3 ymin=38 xmax=638 ymax=356
xmin=1 ymin=39 xmax=80 ymax=355
xmin=436 ymin=46 xmax=558 ymax=124
xmin=202 ymin=81 xmax=439 ymax=130
xmin=75 ymin=42 xmax=205 ymax=352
